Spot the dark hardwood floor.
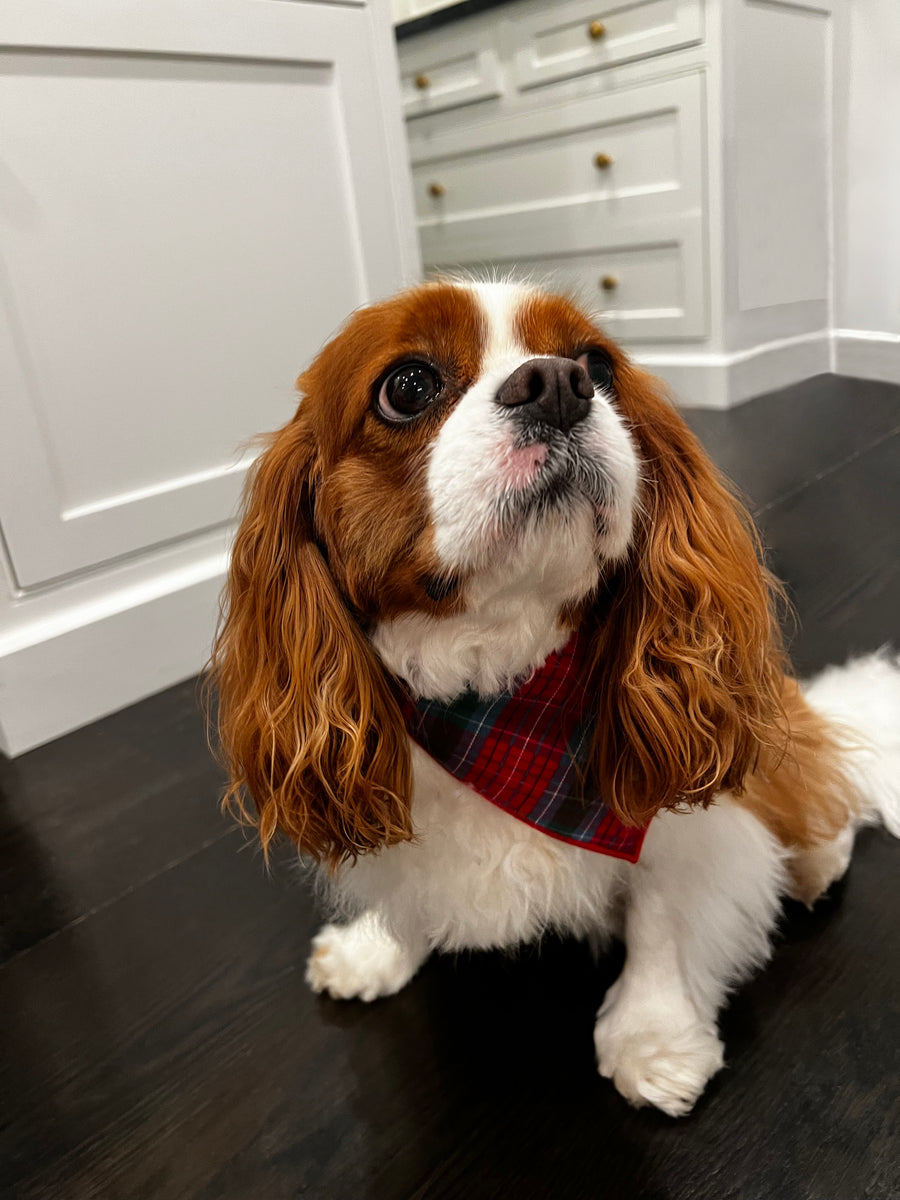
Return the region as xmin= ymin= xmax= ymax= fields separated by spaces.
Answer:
xmin=1 ymin=374 xmax=898 ymax=1200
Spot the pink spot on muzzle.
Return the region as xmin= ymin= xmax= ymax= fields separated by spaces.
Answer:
xmin=497 ymin=442 xmax=548 ymax=489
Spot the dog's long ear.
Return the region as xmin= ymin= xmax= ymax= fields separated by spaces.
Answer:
xmin=588 ymin=364 xmax=788 ymax=826
xmin=209 ymin=414 xmax=413 ymax=866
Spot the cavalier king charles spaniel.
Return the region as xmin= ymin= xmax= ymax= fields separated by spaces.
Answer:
xmin=211 ymin=281 xmax=899 ymax=1117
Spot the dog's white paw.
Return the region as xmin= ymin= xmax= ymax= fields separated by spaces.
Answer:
xmin=305 ymin=914 xmax=420 ymax=1002
xmin=594 ymin=1010 xmax=724 ymax=1118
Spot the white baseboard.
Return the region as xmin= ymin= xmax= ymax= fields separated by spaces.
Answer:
xmin=834 ymin=330 xmax=900 ymax=385
xmin=636 ymin=331 xmax=833 ymax=409
xmin=0 ymin=541 xmax=227 ymax=757
xmin=637 ymin=329 xmax=900 ymax=408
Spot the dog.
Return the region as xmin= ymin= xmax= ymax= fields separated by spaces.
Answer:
xmin=211 ymin=280 xmax=899 ymax=1116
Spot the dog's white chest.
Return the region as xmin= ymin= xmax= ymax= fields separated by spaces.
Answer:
xmin=333 ymin=744 xmax=626 ymax=952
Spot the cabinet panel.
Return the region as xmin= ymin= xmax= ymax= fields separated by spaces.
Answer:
xmin=411 ymin=73 xmax=702 ymax=227
xmin=511 ymin=0 xmax=703 ymax=90
xmin=734 ymin=2 xmax=829 ymax=310
xmin=0 ymin=4 xmax=415 ymax=588
xmin=427 ymin=216 xmax=707 ymax=341
xmin=398 ymin=27 xmax=502 ymax=118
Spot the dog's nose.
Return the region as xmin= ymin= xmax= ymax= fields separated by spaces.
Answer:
xmin=495 ymin=357 xmax=593 ymax=433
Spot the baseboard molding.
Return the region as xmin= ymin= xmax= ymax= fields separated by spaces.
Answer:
xmin=638 ymin=329 xmax=900 ymax=408
xmin=834 ymin=330 xmax=900 ymax=385
xmin=0 ymin=553 xmax=226 ymax=757
xmin=636 ymin=331 xmax=833 ymax=409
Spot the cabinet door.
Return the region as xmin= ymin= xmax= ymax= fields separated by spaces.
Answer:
xmin=0 ymin=1 xmax=418 ymax=588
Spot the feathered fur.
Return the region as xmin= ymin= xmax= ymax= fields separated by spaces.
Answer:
xmin=586 ymin=363 xmax=790 ymax=827
xmin=210 ymin=415 xmax=413 ymax=866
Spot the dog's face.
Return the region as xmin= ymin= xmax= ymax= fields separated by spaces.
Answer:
xmin=292 ymin=282 xmax=638 ymax=625
xmin=212 ymin=282 xmax=786 ymax=865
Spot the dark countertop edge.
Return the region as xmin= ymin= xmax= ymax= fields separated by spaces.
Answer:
xmin=396 ymin=0 xmax=520 ymax=41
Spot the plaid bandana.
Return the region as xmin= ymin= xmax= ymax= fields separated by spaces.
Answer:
xmin=400 ymin=627 xmax=648 ymax=862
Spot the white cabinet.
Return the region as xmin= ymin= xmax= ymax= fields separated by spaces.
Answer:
xmin=398 ymin=0 xmax=836 ymax=408
xmin=0 ymin=0 xmax=419 ymax=754
xmin=413 ymin=71 xmax=706 ymax=340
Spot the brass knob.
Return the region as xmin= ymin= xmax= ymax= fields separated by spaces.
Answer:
xmin=594 ymin=152 xmax=614 ymax=169
xmin=588 ymin=20 xmax=606 ymax=39
xmin=414 ymin=73 xmax=430 ymax=90
xmin=428 ymin=182 xmax=446 ymax=198
xmin=600 ymin=274 xmax=619 ymax=292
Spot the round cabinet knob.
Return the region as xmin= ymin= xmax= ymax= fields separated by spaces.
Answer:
xmin=428 ymin=182 xmax=446 ymax=198
xmin=600 ymin=274 xmax=619 ymax=292
xmin=588 ymin=20 xmax=606 ymax=39
xmin=594 ymin=152 xmax=614 ymax=170
xmin=414 ymin=73 xmax=431 ymax=90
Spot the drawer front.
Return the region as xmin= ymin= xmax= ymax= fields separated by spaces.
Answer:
xmin=398 ymin=27 xmax=502 ymax=118
xmin=511 ymin=0 xmax=703 ymax=91
xmin=425 ymin=217 xmax=707 ymax=341
xmin=411 ymin=73 xmax=702 ymax=227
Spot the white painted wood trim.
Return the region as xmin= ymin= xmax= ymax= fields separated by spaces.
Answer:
xmin=833 ymin=331 xmax=900 ymax=386
xmin=637 ymin=329 xmax=832 ymax=408
xmin=367 ymin=1 xmax=425 ymax=286
xmin=511 ymin=0 xmax=705 ymax=92
xmin=0 ymin=544 xmax=227 ymax=756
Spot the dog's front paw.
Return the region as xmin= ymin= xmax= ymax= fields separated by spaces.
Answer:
xmin=594 ymin=1009 xmax=724 ymax=1118
xmin=305 ymin=914 xmax=421 ymax=1002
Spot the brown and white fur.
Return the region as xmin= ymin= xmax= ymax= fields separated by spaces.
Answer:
xmin=211 ymin=281 xmax=900 ymax=1117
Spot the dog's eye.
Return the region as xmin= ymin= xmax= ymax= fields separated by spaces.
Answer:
xmin=576 ymin=349 xmax=615 ymax=392
xmin=377 ymin=362 xmax=442 ymax=422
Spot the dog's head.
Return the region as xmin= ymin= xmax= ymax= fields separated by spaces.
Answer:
xmin=211 ymin=281 xmax=786 ymax=864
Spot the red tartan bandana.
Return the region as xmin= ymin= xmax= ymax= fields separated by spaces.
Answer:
xmin=400 ymin=627 xmax=648 ymax=862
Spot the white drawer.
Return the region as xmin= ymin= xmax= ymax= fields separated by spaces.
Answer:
xmin=425 ymin=216 xmax=707 ymax=342
xmin=411 ymin=73 xmax=702 ymax=227
xmin=511 ymin=0 xmax=704 ymax=91
xmin=398 ymin=26 xmax=503 ymax=118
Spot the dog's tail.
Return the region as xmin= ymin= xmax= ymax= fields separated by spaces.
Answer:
xmin=803 ymin=649 xmax=900 ymax=838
